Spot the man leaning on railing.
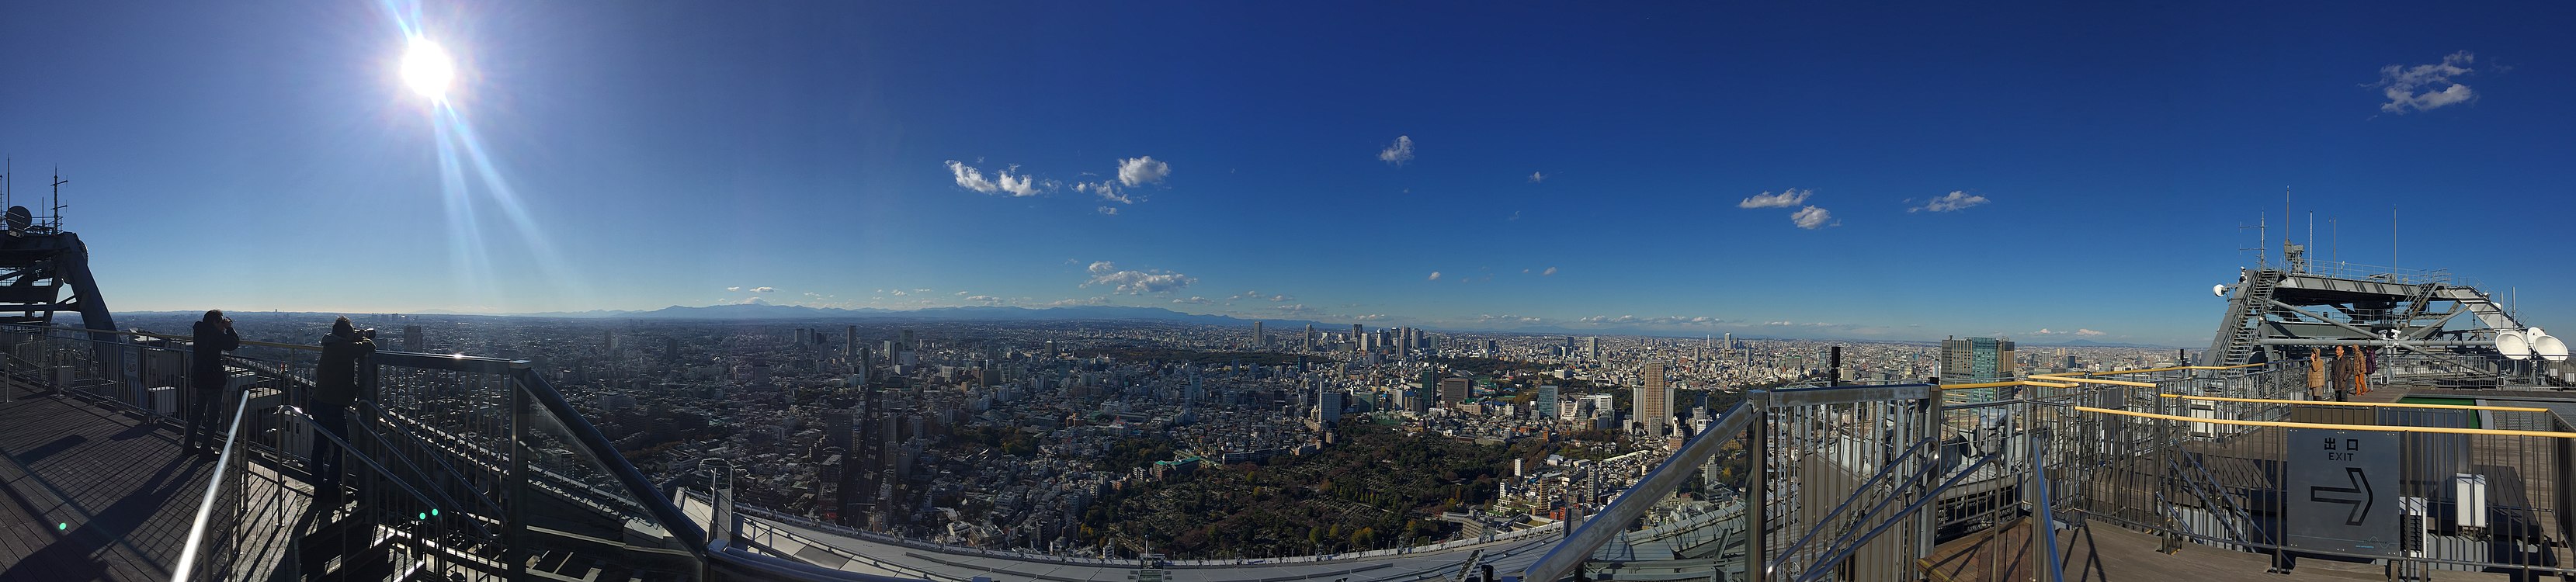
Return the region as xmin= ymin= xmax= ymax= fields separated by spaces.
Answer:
xmin=184 ymin=310 xmax=240 ymax=456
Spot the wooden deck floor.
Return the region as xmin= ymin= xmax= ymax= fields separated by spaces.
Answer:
xmin=1929 ymin=518 xmax=2532 ymax=581
xmin=0 ymin=386 xmax=302 ymax=581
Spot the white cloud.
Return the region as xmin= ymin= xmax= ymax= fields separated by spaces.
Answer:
xmin=1116 ymin=156 xmax=1170 ymax=186
xmin=1427 ymin=271 xmax=1442 ymax=281
xmin=2077 ymin=328 xmax=2106 ymax=337
xmin=1352 ymin=314 xmax=1389 ymax=321
xmin=1911 ymin=191 xmax=1990 ymax=213
xmin=1476 ymin=314 xmax=1546 ymax=324
xmin=1272 ymin=304 xmax=1314 ymax=314
xmin=1577 ymin=314 xmax=1729 ymax=327
xmin=889 ymin=289 xmax=908 ymax=296
xmin=1081 ymin=182 xmax=1133 ymax=204
xmin=1738 ymin=189 xmax=1812 ymax=209
xmin=1790 ymin=206 xmax=1835 ymax=229
xmin=1042 ymin=296 xmax=1109 ymax=307
xmin=2375 ymin=51 xmax=2478 ymax=113
xmin=954 ymin=291 xmax=970 ymax=296
xmin=963 ymin=295 xmax=1004 ymax=304
xmin=1541 ymin=266 xmax=1557 ymax=276
xmin=751 ymin=286 xmax=776 ymax=293
xmin=944 ymin=161 xmax=1043 ymax=197
xmin=1172 ymin=296 xmax=1216 ymax=305
xmin=1083 ymin=261 xmax=1197 ymax=294
xmin=1378 ymin=135 xmax=1415 ymax=165
xmin=1097 ymin=206 xmax=1120 ymax=216
xmin=725 ymin=286 xmax=741 ymax=292
xmin=1528 ymin=171 xmax=1545 ymax=183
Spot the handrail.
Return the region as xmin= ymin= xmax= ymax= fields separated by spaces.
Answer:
xmin=2073 ymin=406 xmax=2576 ymax=438
xmin=2156 ymin=393 xmax=2555 ymax=412
xmin=513 ymin=369 xmax=713 ymax=556
xmin=1521 ymin=400 xmax=1754 ymax=582
xmin=168 ymin=384 xmax=255 ymax=581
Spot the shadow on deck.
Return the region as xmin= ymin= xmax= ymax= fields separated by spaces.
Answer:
xmin=0 ymin=384 xmax=304 ymax=581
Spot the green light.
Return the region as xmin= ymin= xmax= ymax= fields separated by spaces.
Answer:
xmin=430 ymin=508 xmax=439 ymax=516
xmin=57 ymin=522 xmax=68 ymax=531
xmin=417 ymin=512 xmax=427 ymax=520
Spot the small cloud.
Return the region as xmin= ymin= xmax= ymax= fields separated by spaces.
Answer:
xmin=1352 ymin=314 xmax=1389 ymax=321
xmin=1043 ymin=296 xmax=1109 ymax=307
xmin=944 ymin=161 xmax=1043 ymax=197
xmin=2076 ymin=328 xmax=2107 ymax=337
xmin=890 ymin=289 xmax=908 ymax=296
xmin=725 ymin=286 xmax=741 ymax=292
xmin=963 ymin=295 xmax=1005 ymax=304
xmin=751 ymin=286 xmax=776 ymax=293
xmin=2374 ymin=51 xmax=2478 ymax=113
xmin=1116 ymin=156 xmax=1170 ymax=186
xmin=1527 ymin=171 xmax=1545 ymax=183
xmin=1506 ymin=210 xmax=1521 ymax=221
xmin=1172 ymin=296 xmax=1216 ymax=305
xmin=1738 ymin=189 xmax=1812 ymax=209
xmin=1269 ymin=294 xmax=1293 ymax=302
xmin=1097 ymin=206 xmax=1120 ymax=216
xmin=1427 ymin=271 xmax=1442 ymax=281
xmin=1911 ymin=191 xmax=1990 ymax=213
xmin=954 ymin=291 xmax=970 ymax=296
xmin=1378 ymin=135 xmax=1415 ymax=165
xmin=1079 ymin=182 xmax=1134 ymax=204
xmin=1542 ymin=266 xmax=1557 ymax=276
xmin=1790 ymin=206 xmax=1836 ymax=229
xmin=1272 ymin=304 xmax=1315 ymax=314
xmin=915 ymin=289 xmax=932 ymax=293
xmin=1083 ymin=261 xmax=1196 ymax=294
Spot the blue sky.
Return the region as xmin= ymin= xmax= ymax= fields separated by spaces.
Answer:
xmin=3 ymin=1 xmax=2571 ymax=346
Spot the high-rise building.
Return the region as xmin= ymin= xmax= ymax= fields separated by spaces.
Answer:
xmin=1303 ymin=324 xmax=1315 ymax=351
xmin=1439 ymin=377 xmax=1471 ymax=409
xmin=1535 ymin=384 xmax=1560 ymax=421
xmin=845 ymin=325 xmax=858 ymax=356
xmin=1636 ymin=362 xmax=1671 ymax=438
xmin=1252 ymin=321 xmax=1265 ymax=348
xmin=1414 ymin=369 xmax=1437 ymax=414
xmin=1316 ymin=389 xmax=1343 ymax=424
xmin=1939 ymin=337 xmax=2018 ymax=383
xmin=402 ymin=325 xmax=423 ymax=352
xmin=1581 ymin=337 xmax=1600 ymax=360
xmin=1352 ymin=324 xmax=1364 ymax=352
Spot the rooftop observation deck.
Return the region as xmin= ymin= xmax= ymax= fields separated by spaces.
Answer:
xmin=5 ymin=320 xmax=2575 ymax=582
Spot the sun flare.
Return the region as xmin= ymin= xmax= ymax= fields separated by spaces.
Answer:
xmin=401 ymin=38 xmax=455 ymax=100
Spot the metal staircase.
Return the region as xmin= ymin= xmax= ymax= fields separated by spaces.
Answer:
xmin=2203 ymin=270 xmax=2281 ymax=365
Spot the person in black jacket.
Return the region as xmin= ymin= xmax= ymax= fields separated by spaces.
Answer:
xmin=310 ymin=316 xmax=374 ymax=511
xmin=184 ymin=310 xmax=241 ymax=456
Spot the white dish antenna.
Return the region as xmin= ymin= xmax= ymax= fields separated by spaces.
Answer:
xmin=2497 ymin=330 xmax=2532 ymax=361
xmin=2213 ymin=284 xmax=2229 ymax=298
xmin=2533 ymin=334 xmax=2570 ymax=362
xmin=2528 ymin=327 xmax=2547 ymax=338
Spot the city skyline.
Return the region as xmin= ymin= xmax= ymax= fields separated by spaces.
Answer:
xmin=5 ymin=2 xmax=2574 ymax=347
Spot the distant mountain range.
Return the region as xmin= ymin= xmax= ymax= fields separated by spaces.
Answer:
xmin=415 ymin=302 xmax=1341 ymax=329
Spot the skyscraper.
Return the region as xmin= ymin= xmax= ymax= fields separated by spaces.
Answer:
xmin=402 ymin=325 xmax=423 ymax=352
xmin=1939 ymin=336 xmax=2017 ymax=383
xmin=845 ymin=325 xmax=857 ymax=356
xmin=1636 ymin=362 xmax=1671 ymax=438
xmin=1252 ymin=321 xmax=1265 ymax=348
xmin=1535 ymin=384 xmax=1559 ymax=421
xmin=1304 ymin=324 xmax=1314 ymax=351
xmin=1439 ymin=378 xmax=1470 ymax=410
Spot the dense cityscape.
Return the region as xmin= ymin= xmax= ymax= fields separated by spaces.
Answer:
xmin=120 ymin=308 xmax=2174 ymax=559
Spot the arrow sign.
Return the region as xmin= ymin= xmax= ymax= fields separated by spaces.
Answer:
xmin=2309 ymin=467 xmax=2373 ymax=526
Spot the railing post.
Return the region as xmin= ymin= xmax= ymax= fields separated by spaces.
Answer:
xmin=508 ymin=371 xmax=529 ymax=579
xmin=1745 ymin=390 xmax=1768 ymax=581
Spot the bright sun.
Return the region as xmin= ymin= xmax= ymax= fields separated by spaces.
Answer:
xmin=401 ymin=38 xmax=455 ymax=100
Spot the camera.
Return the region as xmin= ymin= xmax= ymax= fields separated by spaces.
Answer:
xmin=361 ymin=328 xmax=378 ymax=339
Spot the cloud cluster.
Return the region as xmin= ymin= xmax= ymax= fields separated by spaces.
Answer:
xmin=1379 ymin=136 xmax=1415 ymax=165
xmin=945 ymin=161 xmax=1042 ymax=197
xmin=1117 ymin=156 xmax=1170 ymax=186
xmin=1476 ymin=314 xmax=1547 ymax=324
xmin=1577 ymin=315 xmax=1729 ymax=327
xmin=1542 ymin=266 xmax=1558 ymax=276
xmin=1172 ymin=296 xmax=1216 ymax=305
xmin=1911 ymin=191 xmax=1990 ymax=213
xmin=1427 ymin=271 xmax=1442 ymax=281
xmin=751 ymin=286 xmax=776 ymax=293
xmin=1790 ymin=206 xmax=1835 ymax=229
xmin=1738 ymin=189 xmax=1812 ymax=209
xmin=2032 ymin=328 xmax=2108 ymax=337
xmin=1528 ymin=171 xmax=1545 ymax=183
xmin=2375 ymin=51 xmax=2478 ymax=113
xmin=1082 ymin=261 xmax=1196 ymax=294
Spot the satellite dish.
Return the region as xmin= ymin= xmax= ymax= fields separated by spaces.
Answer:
xmin=2498 ymin=331 xmax=2532 ymax=361
xmin=2213 ymin=284 xmax=2229 ymax=298
xmin=2528 ymin=327 xmax=2547 ymax=339
xmin=2533 ymin=335 xmax=2570 ymax=362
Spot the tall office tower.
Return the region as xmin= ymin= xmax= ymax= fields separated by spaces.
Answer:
xmin=1582 ymin=337 xmax=1601 ymax=359
xmin=1939 ymin=336 xmax=2018 ymax=382
xmin=1439 ymin=377 xmax=1470 ymax=409
xmin=1724 ymin=333 xmax=1734 ymax=351
xmin=603 ymin=330 xmax=616 ymax=351
xmin=797 ymin=328 xmax=811 ymax=346
xmin=1535 ymin=384 xmax=1559 ymax=421
xmin=1316 ymin=388 xmax=1343 ymax=424
xmin=1304 ymin=324 xmax=1315 ymax=350
xmin=845 ymin=325 xmax=857 ymax=355
xmin=899 ymin=329 xmax=917 ymax=350
xmin=823 ymin=408 xmax=855 ymax=451
xmin=665 ymin=337 xmax=681 ymax=362
xmin=1352 ymin=324 xmax=1364 ymax=352
xmin=1637 ymin=362 xmax=1671 ymax=438
xmin=402 ymin=325 xmax=423 ymax=352
xmin=1252 ymin=321 xmax=1264 ymax=348
xmin=1415 ymin=369 xmax=1438 ymax=413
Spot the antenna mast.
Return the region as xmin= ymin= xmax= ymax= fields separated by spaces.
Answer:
xmin=48 ymin=168 xmax=68 ymax=230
